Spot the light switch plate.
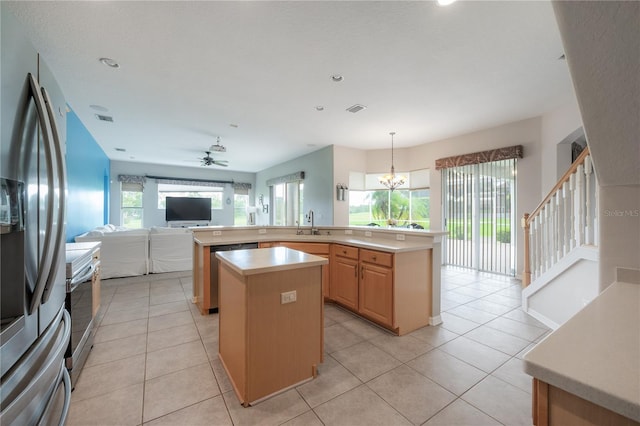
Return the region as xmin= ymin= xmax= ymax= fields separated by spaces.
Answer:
xmin=396 ymin=234 xmax=405 ymax=241
xmin=213 ymin=230 xmax=222 ymax=236
xmin=365 ymin=231 xmax=372 ymax=237
xmin=344 ymin=229 xmax=353 ymax=235
xmin=281 ymin=290 xmax=297 ymax=304
xmin=258 ymin=228 xmax=267 ymax=234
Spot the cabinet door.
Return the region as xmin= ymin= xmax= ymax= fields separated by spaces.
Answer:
xmin=359 ymin=263 xmax=393 ymax=327
xmin=331 ymin=256 xmax=359 ymax=310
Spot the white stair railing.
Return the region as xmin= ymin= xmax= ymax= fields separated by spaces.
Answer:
xmin=523 ymin=147 xmax=598 ymax=287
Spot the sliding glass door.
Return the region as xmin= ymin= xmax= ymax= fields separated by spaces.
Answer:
xmin=443 ymin=159 xmax=516 ymax=275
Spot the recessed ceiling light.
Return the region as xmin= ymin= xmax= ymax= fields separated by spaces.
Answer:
xmin=315 ymin=106 xmax=324 ymax=111
xmin=437 ymin=0 xmax=457 ymax=6
xmin=331 ymin=74 xmax=344 ymax=82
xmin=99 ymin=57 xmax=120 ymax=68
xmin=115 ymin=147 xmax=126 ymax=152
xmin=229 ymin=123 xmax=239 ymax=128
xmin=90 ymin=104 xmax=109 ymax=112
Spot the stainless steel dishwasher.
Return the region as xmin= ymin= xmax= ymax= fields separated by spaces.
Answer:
xmin=209 ymin=242 xmax=258 ymax=313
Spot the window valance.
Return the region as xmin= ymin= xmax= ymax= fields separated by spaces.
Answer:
xmin=435 ymin=145 xmax=523 ymax=170
xmin=154 ymin=178 xmax=226 ymax=188
xmin=118 ymin=174 xmax=146 ymax=191
xmin=118 ymin=174 xmax=146 ymax=184
xmin=266 ymin=171 xmax=305 ymax=187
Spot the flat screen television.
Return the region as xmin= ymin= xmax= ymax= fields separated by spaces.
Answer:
xmin=165 ymin=197 xmax=211 ymax=222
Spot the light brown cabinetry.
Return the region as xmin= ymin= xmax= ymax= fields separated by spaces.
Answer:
xmin=217 ymin=248 xmax=324 ymax=406
xmin=330 ymin=244 xmax=359 ymax=310
xmin=331 ymin=245 xmax=432 ymax=334
xmin=260 ymin=242 xmax=331 ymax=298
xmin=359 ymin=250 xmax=393 ymax=328
xmin=532 ymin=378 xmax=640 ymax=426
xmin=331 ymin=245 xmax=394 ymax=329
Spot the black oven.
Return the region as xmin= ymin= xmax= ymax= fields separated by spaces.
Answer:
xmin=65 ymin=248 xmax=99 ymax=388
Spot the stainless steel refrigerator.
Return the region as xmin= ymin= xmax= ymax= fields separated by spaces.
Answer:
xmin=1 ymin=7 xmax=71 ymax=425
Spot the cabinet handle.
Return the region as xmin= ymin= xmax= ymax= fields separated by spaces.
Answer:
xmin=361 ymin=265 xmax=364 ymax=280
xmin=372 ymin=255 xmax=377 ymax=261
xmin=343 ymin=250 xmax=347 ymax=255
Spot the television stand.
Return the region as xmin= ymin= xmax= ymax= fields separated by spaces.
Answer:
xmin=167 ymin=221 xmax=210 ymax=228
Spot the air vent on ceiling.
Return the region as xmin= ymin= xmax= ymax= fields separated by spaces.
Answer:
xmin=346 ymin=104 xmax=366 ymax=113
xmin=95 ymin=114 xmax=113 ymax=122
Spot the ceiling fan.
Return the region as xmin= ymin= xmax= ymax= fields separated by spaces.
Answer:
xmin=201 ymin=151 xmax=228 ymax=167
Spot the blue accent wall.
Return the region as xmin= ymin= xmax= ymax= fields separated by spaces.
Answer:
xmin=65 ymin=109 xmax=110 ymax=242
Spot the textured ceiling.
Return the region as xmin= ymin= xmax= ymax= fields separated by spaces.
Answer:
xmin=6 ymin=1 xmax=575 ymax=172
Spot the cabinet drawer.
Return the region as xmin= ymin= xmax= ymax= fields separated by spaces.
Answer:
xmin=360 ymin=249 xmax=393 ymax=268
xmin=332 ymin=244 xmax=359 ymax=260
xmin=279 ymin=242 xmax=330 ymax=255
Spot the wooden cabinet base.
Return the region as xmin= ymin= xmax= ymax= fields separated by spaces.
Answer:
xmin=218 ymin=262 xmax=323 ymax=406
xmin=533 ymin=379 xmax=640 ymax=426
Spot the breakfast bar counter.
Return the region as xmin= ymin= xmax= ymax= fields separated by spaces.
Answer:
xmin=524 ymin=281 xmax=640 ymax=425
xmin=216 ymin=247 xmax=327 ymax=406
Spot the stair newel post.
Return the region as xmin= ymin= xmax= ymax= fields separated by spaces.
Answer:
xmin=522 ymin=213 xmax=531 ymax=287
xmin=584 ymin=154 xmax=593 ymax=245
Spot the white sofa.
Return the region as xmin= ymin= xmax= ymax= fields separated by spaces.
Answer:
xmin=74 ymin=225 xmax=193 ymax=279
xmin=149 ymin=227 xmax=193 ymax=273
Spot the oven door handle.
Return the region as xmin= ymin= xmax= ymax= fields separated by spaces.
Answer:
xmin=69 ymin=260 xmax=99 ymax=290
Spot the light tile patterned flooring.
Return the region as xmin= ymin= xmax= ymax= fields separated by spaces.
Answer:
xmin=67 ymin=267 xmax=549 ymax=425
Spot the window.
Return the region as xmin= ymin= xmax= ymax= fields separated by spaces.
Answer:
xmin=121 ymin=182 xmax=143 ymax=228
xmin=157 ymin=183 xmax=223 ymax=209
xmin=272 ymin=181 xmax=304 ymax=226
xmin=234 ymin=193 xmax=249 ymax=225
xmin=348 ymin=169 xmax=430 ymax=228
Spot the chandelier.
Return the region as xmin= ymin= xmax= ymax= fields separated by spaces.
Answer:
xmin=379 ymin=132 xmax=406 ymax=191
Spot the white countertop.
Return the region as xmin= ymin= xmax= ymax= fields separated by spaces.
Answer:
xmin=523 ymin=281 xmax=640 ymax=422
xmin=216 ymin=247 xmax=328 ymax=276
xmin=196 ymin=233 xmax=435 ymax=253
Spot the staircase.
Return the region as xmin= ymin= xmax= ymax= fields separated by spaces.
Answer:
xmin=521 ymin=147 xmax=599 ymax=329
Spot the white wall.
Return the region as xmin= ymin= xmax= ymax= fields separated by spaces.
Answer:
xmin=598 ymin=185 xmax=640 ymax=289
xmin=332 ymin=145 xmax=367 ymax=226
xmin=110 ymin=160 xmax=255 ymax=227
xmin=254 ymin=146 xmax=334 ymax=227
xmin=540 ymin=99 xmax=583 ymax=195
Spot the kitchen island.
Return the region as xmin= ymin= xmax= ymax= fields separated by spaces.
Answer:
xmin=192 ymin=225 xmax=446 ymax=335
xmin=216 ymin=247 xmax=327 ymax=406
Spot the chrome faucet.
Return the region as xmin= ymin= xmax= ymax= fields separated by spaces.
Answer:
xmin=307 ymin=209 xmax=319 ymax=235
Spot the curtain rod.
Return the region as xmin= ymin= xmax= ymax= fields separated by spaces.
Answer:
xmin=145 ymin=175 xmax=235 ymax=185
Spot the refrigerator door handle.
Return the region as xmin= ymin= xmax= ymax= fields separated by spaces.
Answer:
xmin=37 ymin=364 xmax=71 ymax=426
xmin=39 ymin=86 xmax=66 ymax=305
xmin=25 ymin=73 xmax=56 ymax=315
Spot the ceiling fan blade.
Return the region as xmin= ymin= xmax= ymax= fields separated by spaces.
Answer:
xmin=213 ymin=161 xmax=228 ymax=167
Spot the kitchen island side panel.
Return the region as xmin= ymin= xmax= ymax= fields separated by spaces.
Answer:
xmin=218 ymin=264 xmax=247 ymax=401
xmin=246 ymin=266 xmax=322 ymax=403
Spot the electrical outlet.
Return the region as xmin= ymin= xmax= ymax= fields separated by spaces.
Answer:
xmin=396 ymin=234 xmax=405 ymax=241
xmin=281 ymin=290 xmax=297 ymax=304
xmin=344 ymin=229 xmax=353 ymax=235
xmin=365 ymin=231 xmax=372 ymax=237
xmin=213 ymin=230 xmax=222 ymax=236
xmin=258 ymin=228 xmax=267 ymax=234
